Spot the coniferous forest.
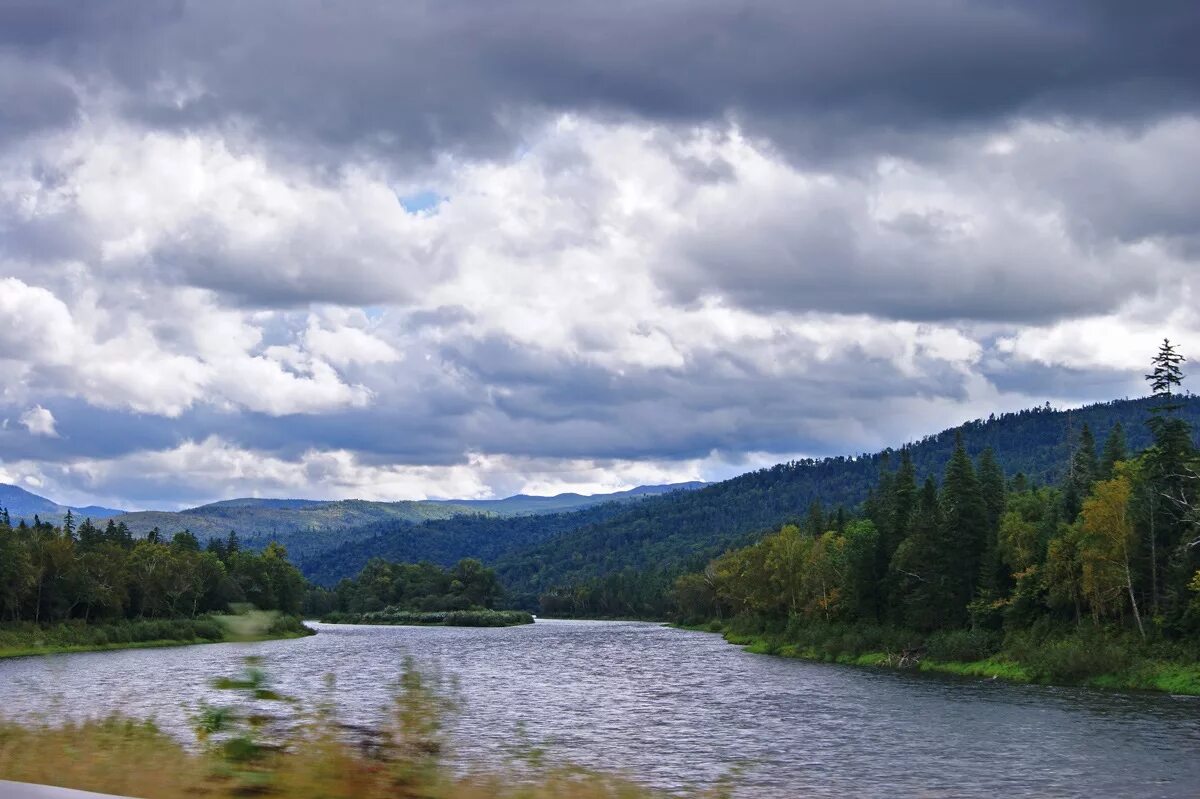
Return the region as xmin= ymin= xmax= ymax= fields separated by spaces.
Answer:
xmin=668 ymin=341 xmax=1200 ymax=688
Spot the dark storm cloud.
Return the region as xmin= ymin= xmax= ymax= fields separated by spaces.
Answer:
xmin=667 ymin=194 xmax=1162 ymax=322
xmin=3 ymin=0 xmax=1196 ymax=507
xmin=3 ymin=1 xmax=1198 ymax=163
xmin=0 ymin=57 xmax=78 ymax=142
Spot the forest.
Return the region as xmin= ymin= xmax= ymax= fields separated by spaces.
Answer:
xmin=311 ymin=557 xmax=534 ymax=627
xmin=669 ymin=342 xmax=1200 ymax=685
xmin=310 ymin=557 xmax=504 ymax=616
xmin=0 ymin=516 xmax=307 ymax=624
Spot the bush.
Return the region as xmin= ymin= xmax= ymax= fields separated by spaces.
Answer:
xmin=925 ymin=629 xmax=1002 ymax=662
xmin=1006 ymin=629 xmax=1132 ymax=683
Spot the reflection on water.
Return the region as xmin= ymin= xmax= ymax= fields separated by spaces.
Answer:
xmin=2 ymin=619 xmax=1198 ymax=798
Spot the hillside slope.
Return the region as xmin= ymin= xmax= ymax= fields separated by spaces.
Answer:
xmin=309 ymin=396 xmax=1200 ymax=596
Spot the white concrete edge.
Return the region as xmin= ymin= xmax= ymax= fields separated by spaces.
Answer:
xmin=0 ymin=781 xmax=134 ymax=799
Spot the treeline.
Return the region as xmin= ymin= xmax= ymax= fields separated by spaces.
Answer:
xmin=0 ymin=515 xmax=307 ymax=624
xmin=675 ymin=341 xmax=1200 ymax=645
xmin=538 ymin=569 xmax=678 ymax=618
xmin=308 ymin=557 xmax=505 ymax=617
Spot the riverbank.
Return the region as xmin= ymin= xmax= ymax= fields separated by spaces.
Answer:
xmin=321 ymin=609 xmax=534 ymax=627
xmin=680 ymin=620 xmax=1200 ymax=696
xmin=0 ymin=613 xmax=313 ymax=660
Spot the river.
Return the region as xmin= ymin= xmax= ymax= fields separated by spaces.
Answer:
xmin=1 ymin=620 xmax=1198 ymax=797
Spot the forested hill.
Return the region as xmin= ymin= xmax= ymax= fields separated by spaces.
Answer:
xmin=304 ymin=396 xmax=1200 ymax=595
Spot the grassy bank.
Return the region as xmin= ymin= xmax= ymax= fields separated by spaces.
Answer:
xmin=681 ymin=618 xmax=1200 ymax=695
xmin=322 ymin=608 xmax=535 ymax=627
xmin=0 ymin=659 xmax=726 ymax=799
xmin=0 ymin=613 xmax=313 ymax=660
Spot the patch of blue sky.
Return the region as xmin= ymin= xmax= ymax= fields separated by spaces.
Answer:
xmin=395 ymin=188 xmax=445 ymax=214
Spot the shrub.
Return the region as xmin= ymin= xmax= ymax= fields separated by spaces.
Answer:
xmin=1008 ymin=629 xmax=1132 ymax=683
xmin=925 ymin=629 xmax=1002 ymax=662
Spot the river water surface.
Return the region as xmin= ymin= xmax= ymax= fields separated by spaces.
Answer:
xmin=2 ymin=620 xmax=1198 ymax=797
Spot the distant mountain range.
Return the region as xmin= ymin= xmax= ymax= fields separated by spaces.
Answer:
xmin=0 ymin=483 xmax=125 ymax=524
xmin=0 ymin=481 xmax=706 ymax=561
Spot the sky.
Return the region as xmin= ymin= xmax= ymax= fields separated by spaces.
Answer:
xmin=0 ymin=1 xmax=1198 ymax=511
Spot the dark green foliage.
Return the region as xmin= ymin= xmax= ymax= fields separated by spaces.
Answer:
xmin=302 ymin=503 xmax=637 ymax=587
xmin=537 ymin=569 xmax=676 ymax=619
xmin=0 ymin=617 xmax=227 ymax=654
xmin=975 ymin=447 xmax=1008 ymax=596
xmin=0 ymin=515 xmax=307 ymax=627
xmin=937 ymin=438 xmax=990 ymax=613
xmin=924 ymin=628 xmax=1001 ymax=662
xmin=1100 ymin=422 xmax=1127 ymax=480
xmin=1005 ymin=627 xmax=1134 ymax=683
xmin=328 ymin=558 xmax=504 ymax=615
xmin=889 ymin=478 xmax=951 ymax=631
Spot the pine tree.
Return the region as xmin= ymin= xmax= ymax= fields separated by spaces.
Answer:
xmin=938 ymin=433 xmax=990 ymax=622
xmin=1146 ymin=338 xmax=1185 ymax=410
xmin=1071 ymin=424 xmax=1098 ymax=493
xmin=78 ymin=518 xmax=99 ymax=549
xmin=804 ymin=499 xmax=826 ymax=537
xmin=1142 ymin=339 xmax=1196 ymax=623
xmin=1099 ymin=422 xmax=1127 ymax=481
xmin=878 ymin=450 xmax=917 ymax=625
xmin=62 ymin=509 xmax=75 ymax=541
xmin=888 ymin=449 xmax=918 ymax=560
xmin=976 ymin=448 xmax=1008 ymax=596
xmin=889 ymin=477 xmax=954 ymax=630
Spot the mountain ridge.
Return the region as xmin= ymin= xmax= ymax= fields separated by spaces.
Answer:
xmin=0 ymin=481 xmax=705 ymax=561
xmin=0 ymin=484 xmax=125 ymax=524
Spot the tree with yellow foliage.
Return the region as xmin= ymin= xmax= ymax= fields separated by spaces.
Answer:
xmin=1077 ymin=469 xmax=1145 ymax=637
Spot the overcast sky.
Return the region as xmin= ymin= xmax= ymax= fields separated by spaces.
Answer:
xmin=1 ymin=1 xmax=1198 ymax=510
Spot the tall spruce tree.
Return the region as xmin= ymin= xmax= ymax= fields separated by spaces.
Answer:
xmin=1143 ymin=339 xmax=1196 ymax=622
xmin=938 ymin=433 xmax=990 ymax=622
xmin=804 ymin=498 xmax=826 ymax=537
xmin=888 ymin=449 xmax=918 ymax=561
xmin=875 ymin=450 xmax=916 ymax=624
xmin=1071 ymin=424 xmax=1099 ymax=493
xmin=889 ymin=477 xmax=953 ymax=631
xmin=976 ymin=448 xmax=1009 ymax=596
xmin=1099 ymin=422 xmax=1127 ymax=481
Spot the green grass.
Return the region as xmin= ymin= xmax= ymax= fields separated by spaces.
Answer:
xmin=0 ymin=613 xmax=314 ymax=660
xmin=918 ymin=657 xmax=1032 ymax=682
